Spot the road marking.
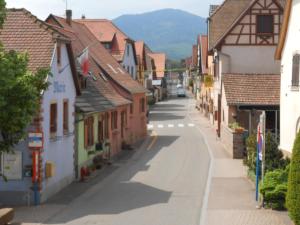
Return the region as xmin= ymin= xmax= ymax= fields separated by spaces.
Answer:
xmin=147 ymin=124 xmax=154 ymax=130
xmin=157 ymin=124 xmax=164 ymax=128
xmin=178 ymin=124 xmax=184 ymax=128
xmin=147 ymin=131 xmax=158 ymax=151
xmin=168 ymin=124 xmax=174 ymax=128
xmin=188 ymin=123 xmax=195 ymax=127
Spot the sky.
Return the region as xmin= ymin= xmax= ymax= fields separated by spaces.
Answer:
xmin=6 ymin=0 xmax=222 ymax=20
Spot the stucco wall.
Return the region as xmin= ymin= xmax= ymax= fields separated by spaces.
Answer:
xmin=122 ymin=43 xmax=137 ymax=80
xmin=40 ymin=43 xmax=76 ymax=202
xmin=279 ymin=1 xmax=300 ymax=154
xmin=222 ymin=46 xmax=281 ymax=74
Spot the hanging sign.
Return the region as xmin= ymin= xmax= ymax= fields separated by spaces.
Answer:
xmin=28 ymin=132 xmax=43 ymax=148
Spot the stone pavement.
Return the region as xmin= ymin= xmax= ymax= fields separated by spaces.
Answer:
xmin=188 ymin=108 xmax=293 ymax=225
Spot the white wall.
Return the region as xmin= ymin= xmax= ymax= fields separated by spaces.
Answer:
xmin=41 ymin=43 xmax=76 ymax=201
xmin=279 ymin=1 xmax=300 ymax=154
xmin=122 ymin=42 xmax=137 ymax=80
xmin=222 ymin=46 xmax=281 ymax=74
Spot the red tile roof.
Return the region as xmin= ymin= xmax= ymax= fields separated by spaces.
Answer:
xmin=75 ymin=19 xmax=130 ymax=63
xmin=47 ymin=15 xmax=147 ymax=96
xmin=148 ymin=53 xmax=166 ymax=78
xmin=223 ymin=74 xmax=280 ymax=106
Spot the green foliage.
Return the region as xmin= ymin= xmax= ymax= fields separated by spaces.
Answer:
xmin=0 ymin=0 xmax=5 ymax=29
xmin=0 ymin=49 xmax=50 ymax=153
xmin=244 ymin=132 xmax=289 ymax=173
xmin=260 ymin=166 xmax=289 ymax=210
xmin=189 ymin=79 xmax=193 ymax=87
xmin=287 ymin=132 xmax=300 ymax=225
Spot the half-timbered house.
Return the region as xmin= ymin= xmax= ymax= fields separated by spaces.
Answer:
xmin=208 ymin=0 xmax=285 ymax=141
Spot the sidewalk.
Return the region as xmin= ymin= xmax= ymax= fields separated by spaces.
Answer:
xmin=189 ymin=111 xmax=293 ymax=225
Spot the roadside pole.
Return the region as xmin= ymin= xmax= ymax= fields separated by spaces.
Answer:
xmin=261 ymin=111 xmax=266 ymax=187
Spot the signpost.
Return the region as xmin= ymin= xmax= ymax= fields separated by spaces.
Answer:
xmin=28 ymin=131 xmax=43 ymax=206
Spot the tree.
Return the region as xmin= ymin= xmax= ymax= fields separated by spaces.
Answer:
xmin=0 ymin=50 xmax=49 ymax=153
xmin=286 ymin=132 xmax=300 ymax=225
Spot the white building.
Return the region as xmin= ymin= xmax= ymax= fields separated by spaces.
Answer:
xmin=275 ymin=0 xmax=300 ymax=155
xmin=0 ymin=9 xmax=80 ymax=205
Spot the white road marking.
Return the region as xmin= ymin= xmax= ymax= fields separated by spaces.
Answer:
xmin=178 ymin=124 xmax=185 ymax=128
xmin=168 ymin=124 xmax=174 ymax=128
xmin=157 ymin=124 xmax=164 ymax=128
xmin=188 ymin=123 xmax=195 ymax=127
xmin=147 ymin=124 xmax=154 ymax=129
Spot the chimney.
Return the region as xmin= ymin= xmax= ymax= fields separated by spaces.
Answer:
xmin=81 ymin=14 xmax=86 ymax=19
xmin=66 ymin=10 xmax=72 ymax=25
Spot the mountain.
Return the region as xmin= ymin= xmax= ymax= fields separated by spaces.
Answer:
xmin=113 ymin=9 xmax=207 ymax=60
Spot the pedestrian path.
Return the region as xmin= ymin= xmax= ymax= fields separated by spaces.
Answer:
xmin=188 ymin=110 xmax=293 ymax=225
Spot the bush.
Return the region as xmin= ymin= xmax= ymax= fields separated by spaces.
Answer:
xmin=260 ymin=166 xmax=289 ymax=210
xmin=286 ymin=132 xmax=300 ymax=225
xmin=244 ymin=132 xmax=290 ymax=173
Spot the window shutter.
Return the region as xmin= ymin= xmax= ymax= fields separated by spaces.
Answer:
xmin=91 ymin=117 xmax=94 ymax=145
xmin=292 ymin=54 xmax=300 ymax=86
xmin=84 ymin=119 xmax=88 ymax=148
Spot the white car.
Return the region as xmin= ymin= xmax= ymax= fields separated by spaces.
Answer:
xmin=177 ymin=87 xmax=186 ymax=97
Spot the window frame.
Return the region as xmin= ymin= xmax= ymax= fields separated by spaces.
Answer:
xmin=292 ymin=54 xmax=300 ymax=88
xmin=50 ymin=102 xmax=58 ymax=136
xmin=84 ymin=116 xmax=94 ymax=148
xmin=256 ymin=14 xmax=274 ymax=35
xmin=63 ymin=99 xmax=69 ymax=134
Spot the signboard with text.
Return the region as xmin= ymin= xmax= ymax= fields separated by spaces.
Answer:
xmin=2 ymin=151 xmax=22 ymax=180
xmin=28 ymin=132 xmax=43 ymax=148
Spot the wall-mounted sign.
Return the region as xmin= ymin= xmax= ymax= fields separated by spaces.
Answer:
xmin=53 ymin=81 xmax=66 ymax=93
xmin=28 ymin=132 xmax=43 ymax=148
xmin=2 ymin=151 xmax=22 ymax=180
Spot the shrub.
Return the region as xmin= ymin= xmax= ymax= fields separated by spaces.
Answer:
xmin=286 ymin=132 xmax=300 ymax=225
xmin=260 ymin=166 xmax=289 ymax=210
xmin=244 ymin=132 xmax=289 ymax=173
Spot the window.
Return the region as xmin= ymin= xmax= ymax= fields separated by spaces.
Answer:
xmin=130 ymin=104 xmax=133 ymax=114
xmin=131 ymin=66 xmax=134 ymax=76
xmin=98 ymin=119 xmax=104 ymax=142
xmin=63 ymin=100 xmax=69 ymax=134
xmin=104 ymin=113 xmax=109 ymax=139
xmin=127 ymin=45 xmax=130 ymax=56
xmin=50 ymin=103 xmax=57 ymax=135
xmin=292 ymin=54 xmax=300 ymax=87
xmin=57 ymin=43 xmax=61 ymax=66
xmin=103 ymin=43 xmax=111 ymax=50
xmin=140 ymin=98 xmax=145 ymax=113
xmin=111 ymin=111 xmax=118 ymax=130
xmin=127 ymin=66 xmax=130 ymax=73
xmin=84 ymin=117 xmax=94 ymax=148
xmin=257 ymin=15 xmax=273 ymax=35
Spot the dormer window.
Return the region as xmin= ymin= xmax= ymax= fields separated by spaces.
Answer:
xmin=257 ymin=15 xmax=273 ymax=35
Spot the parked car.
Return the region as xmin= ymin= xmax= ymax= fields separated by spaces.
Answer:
xmin=177 ymin=87 xmax=186 ymax=97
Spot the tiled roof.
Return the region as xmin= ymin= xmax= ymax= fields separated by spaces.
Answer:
xmin=209 ymin=0 xmax=286 ymax=50
xmin=75 ymin=19 xmax=129 ymax=62
xmin=46 ymin=16 xmax=132 ymax=107
xmin=148 ymin=53 xmax=166 ymax=78
xmin=0 ymin=9 xmax=68 ymax=73
xmin=223 ymin=74 xmax=280 ymax=106
xmin=199 ymin=35 xmax=208 ymax=74
xmin=48 ymin=15 xmax=147 ymax=95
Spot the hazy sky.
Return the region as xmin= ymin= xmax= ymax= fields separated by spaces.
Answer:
xmin=6 ymin=0 xmax=222 ymax=20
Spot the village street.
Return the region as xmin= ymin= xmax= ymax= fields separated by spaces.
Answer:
xmin=13 ymin=96 xmax=211 ymax=225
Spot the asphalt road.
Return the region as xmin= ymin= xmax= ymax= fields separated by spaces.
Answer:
xmin=40 ymin=96 xmax=211 ymax=225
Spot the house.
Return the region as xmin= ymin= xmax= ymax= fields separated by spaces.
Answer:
xmin=47 ymin=11 xmax=148 ymax=152
xmin=148 ymin=53 xmax=166 ymax=80
xmin=75 ymin=18 xmax=138 ymax=80
xmin=208 ymin=0 xmax=285 ymax=142
xmin=275 ymin=0 xmax=300 ymax=155
xmin=0 ymin=9 xmax=80 ymax=205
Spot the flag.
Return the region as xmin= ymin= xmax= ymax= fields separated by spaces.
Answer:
xmin=78 ymin=48 xmax=89 ymax=76
xmin=257 ymin=125 xmax=263 ymax=161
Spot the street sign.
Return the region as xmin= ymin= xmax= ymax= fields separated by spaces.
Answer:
xmin=28 ymin=132 xmax=43 ymax=148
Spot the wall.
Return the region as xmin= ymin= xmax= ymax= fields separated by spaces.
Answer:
xmin=221 ymin=125 xmax=245 ymax=159
xmin=40 ymin=43 xmax=76 ymax=202
xmin=279 ymin=0 xmax=300 ymax=154
xmin=122 ymin=43 xmax=137 ymax=80
xmin=222 ymin=46 xmax=281 ymax=74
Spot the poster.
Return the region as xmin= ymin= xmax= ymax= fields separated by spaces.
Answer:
xmin=2 ymin=151 xmax=22 ymax=180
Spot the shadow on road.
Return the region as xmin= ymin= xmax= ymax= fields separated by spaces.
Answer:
xmin=15 ymin=135 xmax=179 ymax=224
